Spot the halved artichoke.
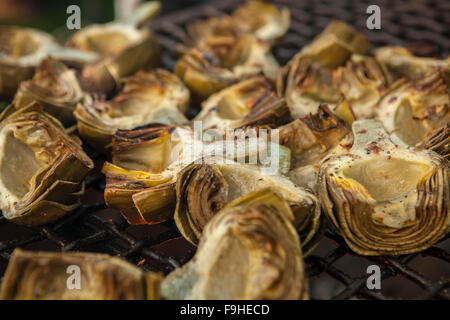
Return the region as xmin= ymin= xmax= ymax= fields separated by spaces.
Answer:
xmin=175 ymin=33 xmax=279 ymax=99
xmin=68 ymin=2 xmax=161 ymax=93
xmin=102 ymin=124 xmax=194 ymax=224
xmin=0 ymin=103 xmax=93 ymax=225
xmin=174 ymin=161 xmax=322 ymax=255
xmin=184 ymin=0 xmax=289 ymax=49
xmin=162 ymin=188 xmax=308 ymax=300
xmin=13 ymin=58 xmax=85 ymax=126
xmin=278 ymin=54 xmax=395 ymax=119
xmin=288 ymin=20 xmax=370 ymax=69
xmin=231 ymin=0 xmax=290 ymax=43
xmin=0 ymin=249 xmax=163 ymax=300
xmin=0 ymin=26 xmax=98 ymax=98
xmin=75 ymin=69 xmax=189 ymax=149
xmin=377 ymin=71 xmax=449 ymax=147
xmin=279 ymin=103 xmax=353 ymax=192
xmin=375 ymin=46 xmax=450 ymax=80
xmin=194 ymin=75 xmax=291 ymax=132
xmin=318 ymin=119 xmax=449 ymax=255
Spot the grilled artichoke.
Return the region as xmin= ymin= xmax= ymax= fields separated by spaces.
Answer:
xmin=174 ymin=161 xmax=322 ymax=255
xmin=0 ymin=26 xmax=98 ymax=98
xmin=75 ymin=69 xmax=189 ymax=149
xmin=230 ymin=0 xmax=290 ymax=43
xmin=377 ymin=71 xmax=449 ymax=147
xmin=278 ymin=54 xmax=394 ymax=119
xmin=318 ymin=119 xmax=449 ymax=255
xmin=375 ymin=46 xmax=450 ymax=80
xmin=288 ymin=20 xmax=370 ymax=69
xmin=194 ymin=75 xmax=291 ymax=132
xmin=102 ymin=124 xmax=196 ymax=224
xmin=162 ymin=188 xmax=308 ymax=300
xmin=13 ymin=58 xmax=85 ymax=126
xmin=0 ymin=249 xmax=163 ymax=300
xmin=0 ymin=103 xmax=93 ymax=225
xmin=175 ymin=33 xmax=279 ymax=99
xmin=184 ymin=0 xmax=289 ymax=49
xmin=276 ymin=21 xmax=398 ymax=118
xmin=68 ymin=2 xmax=161 ymax=93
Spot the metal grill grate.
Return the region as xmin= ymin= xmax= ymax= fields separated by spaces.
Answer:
xmin=0 ymin=0 xmax=449 ymax=300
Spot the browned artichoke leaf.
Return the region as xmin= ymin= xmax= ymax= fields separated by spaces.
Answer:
xmin=174 ymin=161 xmax=322 ymax=256
xmin=318 ymin=119 xmax=449 ymax=255
xmin=0 ymin=102 xmax=93 ymax=225
xmin=0 ymin=249 xmax=163 ymax=300
xmin=417 ymin=122 xmax=450 ymax=161
xmin=162 ymin=188 xmax=308 ymax=300
xmin=75 ymin=69 xmax=189 ymax=149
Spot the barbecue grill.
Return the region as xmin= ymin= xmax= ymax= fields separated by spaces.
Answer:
xmin=0 ymin=0 xmax=449 ymax=300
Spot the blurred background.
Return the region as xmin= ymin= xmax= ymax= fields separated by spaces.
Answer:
xmin=0 ymin=0 xmax=211 ymax=38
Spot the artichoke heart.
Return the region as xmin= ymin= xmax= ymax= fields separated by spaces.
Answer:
xmin=375 ymin=46 xmax=450 ymax=80
xmin=318 ymin=119 xmax=449 ymax=255
xmin=175 ymin=33 xmax=279 ymax=99
xmin=162 ymin=188 xmax=308 ymax=300
xmin=0 ymin=26 xmax=98 ymax=98
xmin=68 ymin=2 xmax=162 ymax=93
xmin=0 ymin=249 xmax=163 ymax=300
xmin=194 ymin=75 xmax=291 ymax=132
xmin=13 ymin=58 xmax=85 ymax=126
xmin=75 ymin=69 xmax=189 ymax=149
xmin=377 ymin=71 xmax=449 ymax=147
xmin=174 ymin=161 xmax=322 ymax=256
xmin=0 ymin=103 xmax=93 ymax=225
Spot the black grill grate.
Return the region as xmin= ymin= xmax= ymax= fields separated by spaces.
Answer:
xmin=0 ymin=0 xmax=449 ymax=300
